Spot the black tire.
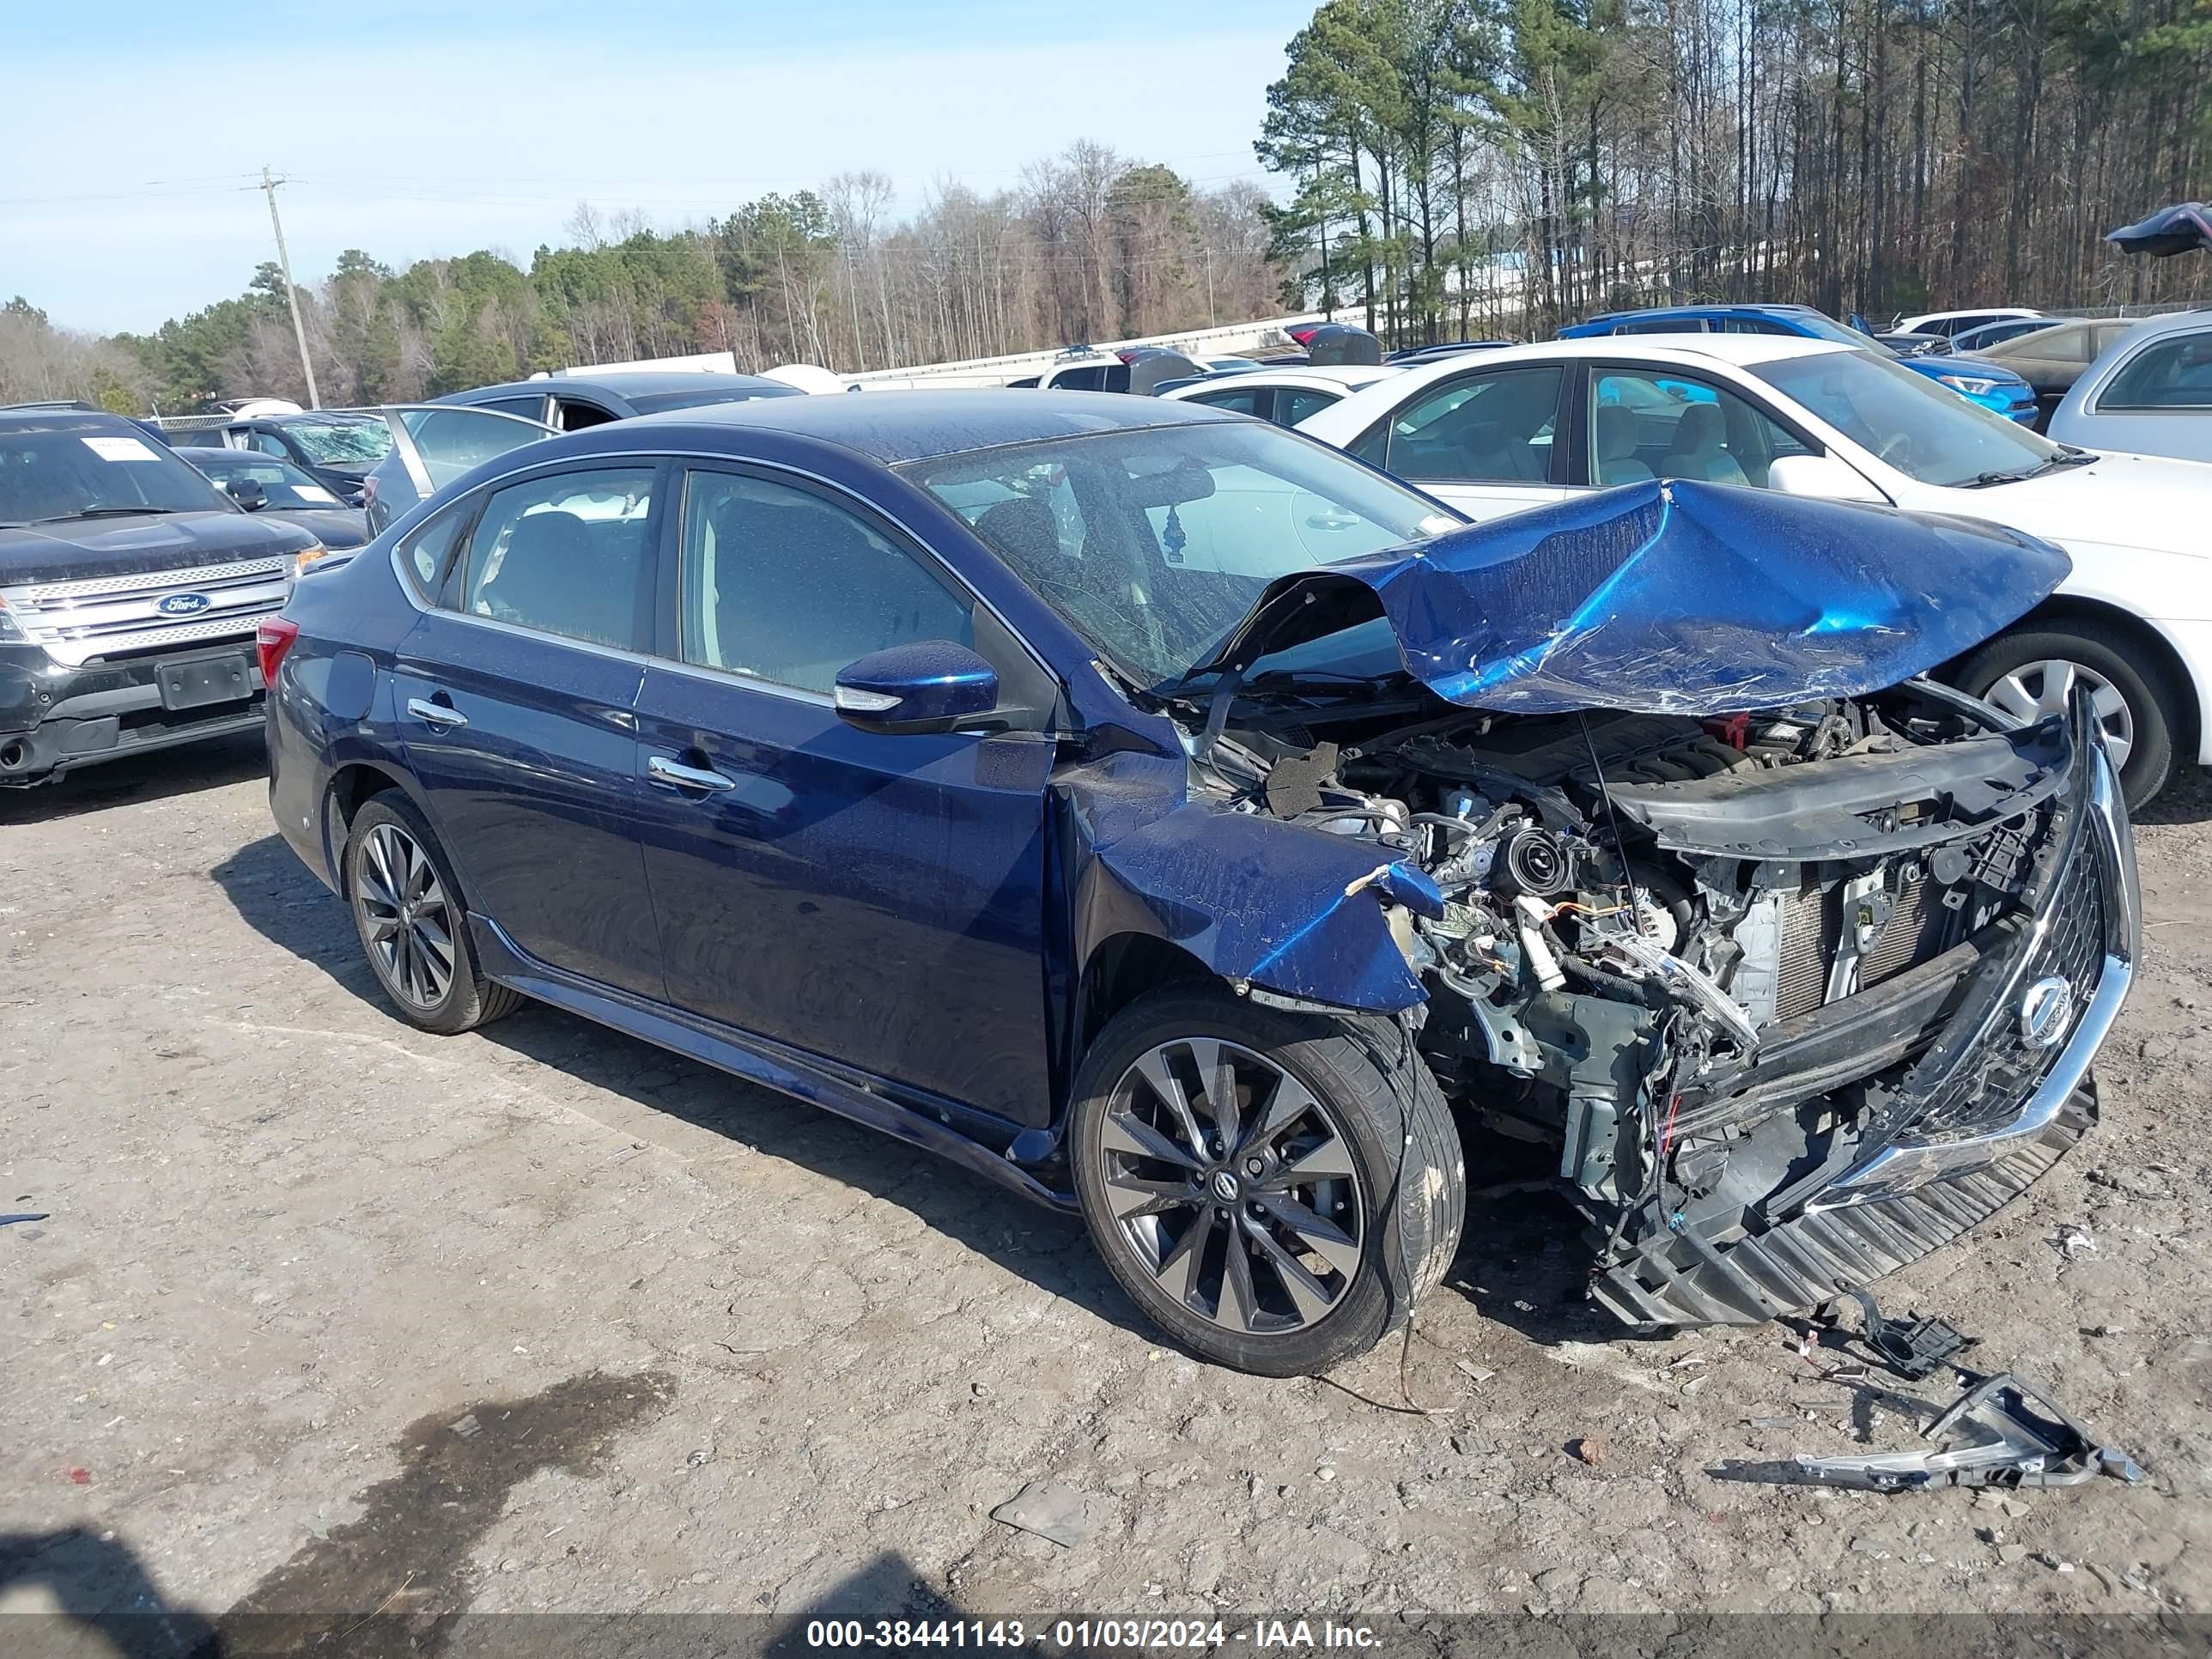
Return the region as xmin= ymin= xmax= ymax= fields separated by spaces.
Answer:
xmin=1952 ymin=621 xmax=2184 ymax=810
xmin=1067 ymin=986 xmax=1463 ymax=1376
xmin=343 ymin=790 xmax=524 ymax=1035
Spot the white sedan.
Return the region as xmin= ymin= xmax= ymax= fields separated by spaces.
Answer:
xmin=1160 ymin=364 xmax=1403 ymax=428
xmin=1295 ymin=333 xmax=2212 ymax=805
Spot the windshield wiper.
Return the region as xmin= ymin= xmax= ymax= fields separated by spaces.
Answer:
xmin=1962 ymin=450 xmax=2088 ymax=489
xmin=27 ymin=505 xmax=189 ymax=522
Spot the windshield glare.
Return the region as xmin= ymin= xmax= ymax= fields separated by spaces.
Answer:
xmin=626 ymin=386 xmax=802 ymax=413
xmin=1749 ymin=349 xmax=2058 ymax=487
xmin=907 ymin=422 xmax=1455 ymax=688
xmin=186 ymin=452 xmax=345 ymax=509
xmin=0 ymin=425 xmax=230 ymax=526
xmin=284 ymin=418 xmax=393 ymax=465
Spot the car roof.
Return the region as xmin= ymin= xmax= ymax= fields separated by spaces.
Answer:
xmin=2098 ymin=307 xmax=2212 ymax=341
xmin=1896 ymin=307 xmax=2039 ymax=324
xmin=1583 ymin=301 xmax=1823 ymax=323
xmin=450 ymin=372 xmax=796 ymax=402
xmin=1170 ymin=365 xmax=1400 ymax=394
xmin=618 ymin=388 xmax=1239 ymax=465
xmin=0 ymin=408 xmax=144 ymax=434
xmin=1382 ymin=334 xmax=1852 ymax=385
xmin=257 ymin=410 xmax=386 ymax=426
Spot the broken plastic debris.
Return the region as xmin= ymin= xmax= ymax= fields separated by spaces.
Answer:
xmin=2059 ymin=1226 xmax=2099 ymax=1258
xmin=1713 ymin=1372 xmax=2148 ymax=1492
xmin=1825 ymin=1288 xmax=1976 ymax=1381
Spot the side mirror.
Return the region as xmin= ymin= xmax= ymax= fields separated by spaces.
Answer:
xmin=1766 ymin=453 xmax=1889 ymax=505
xmin=832 ymin=641 xmax=1000 ymax=734
xmin=228 ymin=477 xmax=268 ymax=510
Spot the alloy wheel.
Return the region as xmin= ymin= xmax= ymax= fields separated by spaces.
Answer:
xmin=1097 ymin=1037 xmax=1365 ymax=1334
xmin=356 ymin=822 xmax=456 ymax=1011
xmin=1980 ymin=658 xmax=2135 ymax=770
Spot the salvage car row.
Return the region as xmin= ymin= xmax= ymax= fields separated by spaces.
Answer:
xmin=0 ymin=300 xmax=2190 ymax=1379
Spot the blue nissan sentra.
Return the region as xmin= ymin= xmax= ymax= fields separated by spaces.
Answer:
xmin=261 ymin=391 xmax=2132 ymax=1374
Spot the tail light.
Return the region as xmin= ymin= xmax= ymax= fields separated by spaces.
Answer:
xmin=257 ymin=617 xmax=301 ymax=687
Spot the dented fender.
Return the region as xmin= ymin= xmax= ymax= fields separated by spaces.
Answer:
xmin=1054 ymin=748 xmax=1430 ymax=1018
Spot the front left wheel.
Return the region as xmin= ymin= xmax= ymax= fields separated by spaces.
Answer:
xmin=1067 ymin=987 xmax=1464 ymax=1376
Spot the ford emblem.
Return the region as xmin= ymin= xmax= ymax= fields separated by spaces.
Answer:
xmin=157 ymin=592 xmax=212 ymax=617
xmin=2018 ymin=975 xmax=2075 ymax=1051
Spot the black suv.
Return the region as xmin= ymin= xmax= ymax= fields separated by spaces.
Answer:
xmin=1 ymin=409 xmax=320 ymax=785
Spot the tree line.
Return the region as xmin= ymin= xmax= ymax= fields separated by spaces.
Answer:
xmin=1257 ymin=0 xmax=2210 ymax=344
xmin=0 ymin=144 xmax=1284 ymax=415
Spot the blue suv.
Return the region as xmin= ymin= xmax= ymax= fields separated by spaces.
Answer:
xmin=1562 ymin=304 xmax=2040 ymax=422
xmin=261 ymin=392 xmax=2129 ymax=1373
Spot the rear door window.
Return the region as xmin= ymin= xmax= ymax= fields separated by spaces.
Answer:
xmin=1382 ymin=368 xmax=1564 ymax=483
xmin=458 ymin=466 xmax=659 ymax=652
xmin=1188 ymin=386 xmax=1266 ymax=416
xmin=2099 ymin=332 xmax=2212 ymax=410
xmin=1279 ymin=389 xmax=1340 ymax=426
xmin=556 ymin=399 xmax=621 ymax=432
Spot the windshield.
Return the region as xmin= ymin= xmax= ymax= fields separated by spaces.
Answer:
xmin=905 ymin=422 xmax=1456 ymax=688
xmin=1749 ymin=349 xmax=2061 ymax=487
xmin=283 ymin=418 xmax=393 ymax=465
xmin=0 ymin=424 xmax=230 ymax=526
xmin=625 ymin=385 xmax=803 ymax=414
xmin=185 ymin=450 xmax=348 ymax=509
xmin=1785 ymin=312 xmax=1896 ymax=353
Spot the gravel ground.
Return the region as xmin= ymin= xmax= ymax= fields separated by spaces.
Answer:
xmin=3 ymin=735 xmax=2209 ymax=1642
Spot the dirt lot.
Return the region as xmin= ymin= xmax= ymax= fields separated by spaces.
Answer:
xmin=3 ymin=734 xmax=2210 ymax=1642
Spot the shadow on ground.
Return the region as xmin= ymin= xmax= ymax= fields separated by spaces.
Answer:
xmin=0 ymin=1528 xmax=217 ymax=1659
xmin=0 ymin=731 xmax=267 ymax=827
xmin=2135 ymin=763 xmax=2211 ymax=827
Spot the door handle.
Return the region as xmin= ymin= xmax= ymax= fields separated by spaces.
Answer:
xmin=406 ymin=696 xmax=467 ymax=728
xmin=648 ymin=755 xmax=737 ymax=793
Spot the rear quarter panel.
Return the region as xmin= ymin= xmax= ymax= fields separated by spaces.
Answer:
xmin=267 ymin=544 xmax=427 ymax=889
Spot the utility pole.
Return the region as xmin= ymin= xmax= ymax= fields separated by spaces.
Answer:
xmin=1203 ymin=245 xmax=1217 ymax=327
xmin=261 ymin=167 xmax=321 ymax=409
xmin=842 ymin=240 xmax=866 ymax=374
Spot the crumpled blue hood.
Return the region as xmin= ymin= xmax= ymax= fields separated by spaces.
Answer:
xmin=1211 ymin=480 xmax=2071 ymax=714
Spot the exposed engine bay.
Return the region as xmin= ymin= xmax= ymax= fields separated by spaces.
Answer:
xmin=1184 ymin=679 xmax=2114 ymax=1327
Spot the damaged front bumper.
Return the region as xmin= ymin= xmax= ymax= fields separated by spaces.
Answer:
xmin=1595 ymin=696 xmax=2137 ymax=1327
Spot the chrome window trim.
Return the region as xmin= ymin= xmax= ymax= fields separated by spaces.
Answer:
xmin=647 ymin=652 xmax=837 ymax=709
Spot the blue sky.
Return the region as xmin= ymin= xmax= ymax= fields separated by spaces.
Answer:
xmin=1 ymin=1 xmax=1308 ymax=334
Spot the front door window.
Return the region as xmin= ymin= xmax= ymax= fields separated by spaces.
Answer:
xmin=1591 ymin=372 xmax=1809 ymax=488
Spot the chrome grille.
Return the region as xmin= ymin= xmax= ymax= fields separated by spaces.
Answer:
xmin=1905 ymin=840 xmax=2107 ymax=1142
xmin=0 ymin=556 xmax=289 ymax=666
